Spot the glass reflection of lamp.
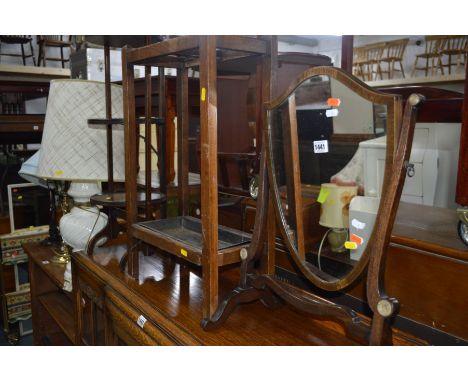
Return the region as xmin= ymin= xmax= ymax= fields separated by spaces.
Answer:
xmin=318 ymin=183 xmax=357 ymax=258
xmin=36 ymin=79 xmax=125 ymax=263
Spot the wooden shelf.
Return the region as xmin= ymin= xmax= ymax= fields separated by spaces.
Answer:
xmin=0 ymin=64 xmax=70 ymax=82
xmin=0 ymin=114 xmax=45 ymax=144
xmin=132 ymin=216 xmax=251 ymax=266
xmin=38 ymin=291 xmax=75 ymax=343
xmin=366 ymin=73 xmax=465 ymax=88
xmin=87 ymin=116 xmax=164 ymax=126
xmin=126 ymin=36 xmax=267 ymax=72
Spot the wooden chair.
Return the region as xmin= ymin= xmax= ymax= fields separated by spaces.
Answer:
xmin=379 ymin=38 xmax=409 ymax=79
xmin=352 ymin=46 xmax=367 ymax=80
xmin=438 ymin=35 xmax=468 ymax=75
xmin=359 ymin=42 xmax=386 ymax=81
xmin=0 ymin=35 xmax=36 ymax=66
xmin=412 ymin=35 xmax=445 ymax=77
xmin=37 ymin=35 xmax=73 ymax=68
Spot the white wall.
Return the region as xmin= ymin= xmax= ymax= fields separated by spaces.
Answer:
xmin=278 ymin=36 xmax=342 ymax=65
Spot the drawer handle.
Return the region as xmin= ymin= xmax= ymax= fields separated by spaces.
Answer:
xmin=405 ymin=162 xmax=415 ymax=178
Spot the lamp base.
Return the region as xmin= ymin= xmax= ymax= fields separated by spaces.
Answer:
xmin=60 ymin=206 xmax=108 ymax=252
xmin=60 ymin=181 xmax=108 ymax=252
xmin=328 ymin=228 xmax=348 ymax=253
xmin=51 ymin=243 xmax=72 ymax=264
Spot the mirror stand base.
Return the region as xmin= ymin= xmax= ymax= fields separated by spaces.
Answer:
xmin=201 ymin=285 xmax=266 ymax=330
xmin=250 ymin=274 xmax=370 ymax=343
xmin=204 ymin=271 xmax=371 ymax=343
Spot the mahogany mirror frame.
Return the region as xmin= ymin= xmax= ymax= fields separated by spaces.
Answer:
xmin=265 ymin=66 xmax=403 ymax=292
xmin=202 ymin=65 xmax=423 ymax=345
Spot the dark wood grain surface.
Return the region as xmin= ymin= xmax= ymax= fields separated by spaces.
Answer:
xmin=69 ymin=242 xmax=422 ymax=345
xmin=26 ymin=244 xmax=67 ymax=288
xmin=392 ymin=202 xmax=468 ymax=260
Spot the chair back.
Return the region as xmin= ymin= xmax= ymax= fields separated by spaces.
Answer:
xmin=353 ymin=46 xmax=367 ymax=64
xmin=423 ymin=35 xmax=446 ymax=55
xmin=38 ymin=35 xmax=72 ymax=42
xmin=0 ymin=35 xmax=32 ymax=43
xmin=440 ymin=35 xmax=468 ymax=52
xmin=365 ymin=42 xmax=386 ymax=62
xmin=384 ymin=38 xmax=409 ymax=59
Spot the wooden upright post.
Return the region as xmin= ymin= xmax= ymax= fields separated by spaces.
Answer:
xmin=144 ymin=64 xmax=152 ymax=219
xmin=341 ymin=35 xmax=354 ymax=74
xmin=104 ymin=44 xmax=114 ymax=193
xmin=177 ymin=66 xmax=189 ymax=216
xmin=122 ymin=48 xmax=139 ymax=278
xmin=158 ymin=67 xmax=167 ymax=218
xmin=455 ymin=61 xmax=468 ymax=206
xmin=199 ymin=36 xmax=218 ymax=319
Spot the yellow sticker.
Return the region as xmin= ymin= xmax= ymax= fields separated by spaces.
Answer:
xmin=201 ymin=87 xmax=206 ymax=101
xmin=344 ymin=241 xmax=358 ymax=250
xmin=180 ymin=248 xmax=188 ymax=257
xmin=55 ymin=170 xmax=63 ymax=176
xmin=317 ymin=187 xmax=330 ymax=204
xmin=17 ymin=195 xmax=23 ymax=200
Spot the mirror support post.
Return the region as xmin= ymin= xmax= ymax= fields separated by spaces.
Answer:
xmin=341 ymin=35 xmax=354 ymax=74
xmin=367 ymin=94 xmax=424 ymax=345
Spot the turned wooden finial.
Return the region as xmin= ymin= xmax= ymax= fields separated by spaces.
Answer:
xmin=408 ymin=93 xmax=425 ymax=106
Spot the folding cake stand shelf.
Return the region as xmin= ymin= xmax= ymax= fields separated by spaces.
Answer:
xmin=122 ymin=35 xmax=276 ymax=321
xmin=133 ymin=216 xmax=251 ymax=266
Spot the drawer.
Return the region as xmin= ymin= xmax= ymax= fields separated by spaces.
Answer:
xmin=104 ymin=286 xmax=185 ymax=346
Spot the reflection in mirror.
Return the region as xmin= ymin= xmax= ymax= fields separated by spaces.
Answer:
xmin=269 ymin=75 xmax=388 ymax=282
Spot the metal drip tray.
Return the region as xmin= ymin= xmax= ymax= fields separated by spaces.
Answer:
xmin=138 ymin=216 xmax=251 ymax=251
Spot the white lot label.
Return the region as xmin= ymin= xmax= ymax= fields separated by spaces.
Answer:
xmin=326 ymin=109 xmax=339 ymax=118
xmin=137 ymin=315 xmax=147 ymax=328
xmin=351 ymin=218 xmax=366 ymax=230
xmin=313 ymin=140 xmax=329 ymax=154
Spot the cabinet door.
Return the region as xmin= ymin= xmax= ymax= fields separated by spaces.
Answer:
xmin=76 ymin=274 xmax=105 ymax=345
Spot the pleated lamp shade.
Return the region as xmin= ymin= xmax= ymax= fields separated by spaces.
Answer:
xmin=37 ymin=79 xmax=124 ymax=182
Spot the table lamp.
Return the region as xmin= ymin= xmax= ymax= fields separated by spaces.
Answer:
xmin=318 ymin=183 xmax=358 ymax=253
xmin=36 ymin=79 xmax=125 ymax=262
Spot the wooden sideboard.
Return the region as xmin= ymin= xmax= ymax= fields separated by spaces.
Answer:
xmin=24 ymin=197 xmax=468 ymax=345
xmin=24 ymin=242 xmax=423 ymax=345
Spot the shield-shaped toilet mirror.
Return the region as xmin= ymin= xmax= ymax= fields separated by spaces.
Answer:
xmin=266 ymin=67 xmax=400 ymax=291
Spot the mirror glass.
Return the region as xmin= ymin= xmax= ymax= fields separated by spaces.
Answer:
xmin=268 ymin=75 xmax=388 ymax=282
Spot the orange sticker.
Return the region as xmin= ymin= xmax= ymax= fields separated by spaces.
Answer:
xmin=350 ymin=233 xmax=364 ymax=245
xmin=327 ymin=98 xmax=341 ymax=107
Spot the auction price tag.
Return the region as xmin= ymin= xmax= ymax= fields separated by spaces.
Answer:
xmin=137 ymin=315 xmax=147 ymax=329
xmin=313 ymin=140 xmax=329 ymax=154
